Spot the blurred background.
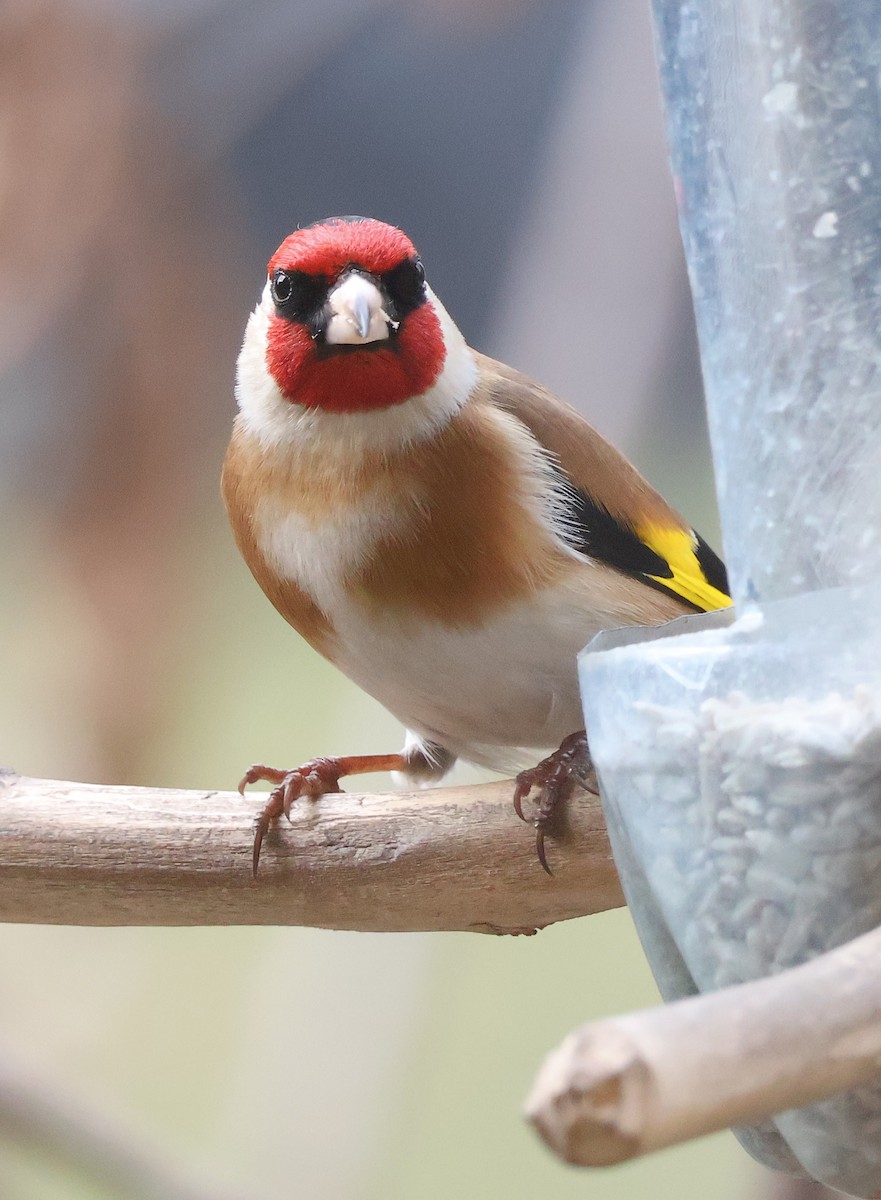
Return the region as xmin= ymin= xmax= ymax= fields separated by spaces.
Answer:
xmin=0 ymin=1 xmax=787 ymax=1197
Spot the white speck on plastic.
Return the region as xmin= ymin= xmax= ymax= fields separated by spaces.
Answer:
xmin=762 ymin=80 xmax=798 ymax=115
xmin=733 ymin=609 xmax=765 ymax=634
xmin=812 ymin=211 xmax=839 ymax=238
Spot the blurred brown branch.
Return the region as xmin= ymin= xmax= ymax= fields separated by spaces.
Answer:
xmin=0 ymin=1046 xmax=252 ymax=1200
xmin=0 ymin=770 xmax=622 ymax=933
xmin=1 ymin=1 xmax=248 ymax=787
xmin=526 ymin=921 xmax=881 ymax=1169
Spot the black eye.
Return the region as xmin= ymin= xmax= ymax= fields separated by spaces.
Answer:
xmin=269 ymin=268 xmax=327 ymax=322
xmin=382 ymin=256 xmax=427 ymax=319
xmin=271 ymin=269 xmax=293 ymax=305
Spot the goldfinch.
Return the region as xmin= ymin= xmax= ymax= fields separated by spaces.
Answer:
xmin=222 ymin=216 xmax=731 ymax=874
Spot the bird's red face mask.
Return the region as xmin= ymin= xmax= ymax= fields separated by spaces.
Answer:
xmin=264 ymin=217 xmax=447 ymax=414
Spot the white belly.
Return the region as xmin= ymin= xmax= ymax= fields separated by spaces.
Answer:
xmin=329 ymin=580 xmax=610 ymax=769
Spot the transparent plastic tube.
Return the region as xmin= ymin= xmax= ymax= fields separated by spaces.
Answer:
xmin=653 ymin=0 xmax=881 ymax=607
xmin=582 ymin=594 xmax=881 ymax=1190
xmin=579 ymin=3 xmax=881 ymax=1193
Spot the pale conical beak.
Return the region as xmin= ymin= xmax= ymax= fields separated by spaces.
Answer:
xmin=350 ymin=290 xmax=372 ymax=339
xmin=324 ymin=272 xmax=395 ymax=345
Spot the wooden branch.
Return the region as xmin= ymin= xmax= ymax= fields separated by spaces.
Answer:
xmin=526 ymin=921 xmax=881 ymax=1165
xmin=0 ymin=769 xmax=623 ymax=932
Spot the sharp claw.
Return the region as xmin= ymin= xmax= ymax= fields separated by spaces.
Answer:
xmin=241 ymin=765 xmax=269 ymax=794
xmin=243 ymin=757 xmax=350 ymax=876
xmin=253 ymin=818 xmax=266 ymax=877
xmin=535 ymin=825 xmax=553 ymax=876
xmin=513 ymin=778 xmax=533 ymax=822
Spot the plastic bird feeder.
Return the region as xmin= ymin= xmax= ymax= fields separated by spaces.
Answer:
xmin=578 ymin=3 xmax=881 ymax=1194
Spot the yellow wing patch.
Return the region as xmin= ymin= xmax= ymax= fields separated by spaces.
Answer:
xmin=637 ymin=522 xmax=732 ymax=613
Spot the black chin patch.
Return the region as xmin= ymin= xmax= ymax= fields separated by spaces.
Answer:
xmin=313 ymin=335 xmax=399 ymax=360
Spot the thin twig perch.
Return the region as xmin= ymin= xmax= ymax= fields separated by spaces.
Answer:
xmin=526 ymin=920 xmax=881 ymax=1165
xmin=0 ymin=769 xmax=623 ymax=932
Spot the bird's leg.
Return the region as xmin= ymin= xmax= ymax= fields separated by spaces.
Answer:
xmin=241 ymin=745 xmax=445 ymax=876
xmin=513 ymin=731 xmax=597 ymax=875
xmin=241 ymin=753 xmax=407 ymax=875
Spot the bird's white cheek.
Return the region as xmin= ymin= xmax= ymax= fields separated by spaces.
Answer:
xmin=234 ymin=288 xmax=292 ymax=438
